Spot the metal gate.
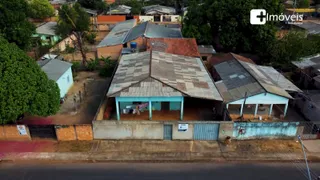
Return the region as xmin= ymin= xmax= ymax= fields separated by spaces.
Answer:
xmin=193 ymin=124 xmax=219 ymax=140
xmin=301 ymin=122 xmax=320 ymax=140
xmin=28 ymin=125 xmax=57 ymax=139
xmin=163 ymin=124 xmax=173 ymax=140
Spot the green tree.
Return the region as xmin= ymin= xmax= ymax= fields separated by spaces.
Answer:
xmin=0 ymin=37 xmax=60 ymax=124
xmin=0 ymin=0 xmax=35 ymax=50
xmin=297 ymin=0 xmax=310 ymax=8
xmin=28 ymin=0 xmax=55 ymax=19
xmin=56 ymin=3 xmax=90 ymax=65
xmin=120 ymin=0 xmax=143 ymax=15
xmin=78 ymin=0 xmax=107 ymax=13
xmin=183 ymin=0 xmax=282 ymax=56
xmin=269 ymin=31 xmax=320 ymax=66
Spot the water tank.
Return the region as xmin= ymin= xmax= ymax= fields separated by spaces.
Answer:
xmin=130 ymin=42 xmax=137 ymax=49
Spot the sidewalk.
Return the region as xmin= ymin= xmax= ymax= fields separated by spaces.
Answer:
xmin=0 ymin=140 xmax=319 ymax=162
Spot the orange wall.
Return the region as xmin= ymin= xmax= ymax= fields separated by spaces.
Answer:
xmin=97 ymin=45 xmax=123 ymax=60
xmin=0 ymin=125 xmax=31 ymax=141
xmin=97 ymin=15 xmax=126 ymax=23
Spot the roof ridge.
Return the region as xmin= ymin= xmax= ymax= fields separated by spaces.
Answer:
xmin=144 ymin=21 xmax=150 ymax=36
xmin=230 ymin=53 xmax=268 ymax=94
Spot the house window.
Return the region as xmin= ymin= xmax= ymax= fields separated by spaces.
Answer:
xmin=67 ymin=76 xmax=70 ymax=83
xmin=123 ymin=43 xmax=128 ymax=48
xmin=202 ymin=56 xmax=208 ymax=61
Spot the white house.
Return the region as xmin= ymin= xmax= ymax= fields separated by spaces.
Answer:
xmin=211 ymin=53 xmax=301 ymax=120
xmin=38 ymin=58 xmax=73 ymax=98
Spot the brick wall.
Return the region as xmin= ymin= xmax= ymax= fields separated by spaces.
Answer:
xmin=55 ymin=125 xmax=93 ymax=141
xmin=75 ymin=125 xmax=93 ymax=140
xmin=55 ymin=125 xmax=76 ymax=141
xmin=0 ymin=125 xmax=31 ymax=141
xmin=97 ymin=45 xmax=123 ymax=60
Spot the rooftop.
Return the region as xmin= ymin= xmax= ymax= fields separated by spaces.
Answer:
xmin=38 ymin=59 xmax=72 ymax=81
xmin=83 ymin=8 xmax=98 ymax=15
xmin=142 ymin=5 xmax=176 ymax=15
xmin=197 ymin=45 xmax=216 ymax=54
xmin=292 ymin=54 xmax=320 ymax=69
xmin=213 ymin=54 xmax=300 ymax=103
xmin=124 ymin=22 xmax=183 ymax=43
xmin=107 ymin=51 xmax=222 ymax=101
xmin=97 ymin=19 xmax=136 ymax=47
xmin=35 ymin=22 xmax=57 ymax=36
xmin=147 ymin=38 xmax=200 ymax=57
xmin=107 ymin=5 xmax=131 ymax=15
xmin=293 ymin=22 xmax=320 ymax=35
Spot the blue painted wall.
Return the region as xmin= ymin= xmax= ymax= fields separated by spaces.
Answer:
xmin=233 ymin=122 xmax=299 ymax=139
xmin=119 ymin=101 xmax=180 ymax=111
xmin=170 ymin=102 xmax=181 ymax=110
xmin=56 ymin=67 xmax=73 ymax=98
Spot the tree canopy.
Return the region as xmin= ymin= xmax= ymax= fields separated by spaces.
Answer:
xmin=269 ymin=32 xmax=320 ymax=66
xmin=297 ymin=0 xmax=310 ymax=8
xmin=0 ymin=37 xmax=60 ymax=124
xmin=56 ymin=3 xmax=90 ymax=64
xmin=0 ymin=0 xmax=35 ymax=50
xmin=183 ymin=0 xmax=283 ymax=55
xmin=28 ymin=0 xmax=55 ymax=19
xmin=78 ymin=0 xmax=107 ymax=13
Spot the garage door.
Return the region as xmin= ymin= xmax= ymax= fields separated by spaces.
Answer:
xmin=28 ymin=125 xmax=57 ymax=139
xmin=194 ymin=124 xmax=219 ymax=140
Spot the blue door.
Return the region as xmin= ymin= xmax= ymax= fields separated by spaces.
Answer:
xmin=194 ymin=124 xmax=219 ymax=140
xmin=164 ymin=124 xmax=173 ymax=140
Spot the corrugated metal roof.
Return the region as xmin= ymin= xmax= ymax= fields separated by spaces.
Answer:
xmin=143 ymin=5 xmax=176 ymax=14
xmin=123 ymin=22 xmax=183 ymax=43
xmin=213 ymin=54 xmax=294 ymax=102
xmin=97 ymin=19 xmax=136 ymax=47
xmin=198 ymin=45 xmax=216 ymax=54
xmin=107 ymin=5 xmax=131 ymax=14
xmin=292 ymin=54 xmax=320 ymax=69
xmin=38 ymin=59 xmax=72 ymax=81
xmin=36 ymin=22 xmax=57 ymax=36
xmin=107 ymin=51 xmax=222 ymax=101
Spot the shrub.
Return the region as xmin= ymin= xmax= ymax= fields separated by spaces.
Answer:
xmin=65 ymin=44 xmax=76 ymax=53
xmin=99 ymin=57 xmax=117 ymax=77
xmin=72 ymin=61 xmax=81 ymax=72
xmin=86 ymin=58 xmax=99 ymax=71
xmin=85 ymin=32 xmax=97 ymax=44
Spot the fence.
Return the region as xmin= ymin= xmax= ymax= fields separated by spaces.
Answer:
xmin=298 ymin=121 xmax=320 ymax=140
xmin=55 ymin=125 xmax=93 ymax=141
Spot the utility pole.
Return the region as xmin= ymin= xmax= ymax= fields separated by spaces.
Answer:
xmin=298 ymin=135 xmax=312 ymax=180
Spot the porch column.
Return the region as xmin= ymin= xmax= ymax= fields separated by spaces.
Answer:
xmin=226 ymin=104 xmax=229 ymax=110
xmin=180 ymin=98 xmax=184 ymax=120
xmin=116 ymin=97 xmax=120 ymax=121
xmin=254 ymin=104 xmax=258 ymax=117
xmin=269 ymin=104 xmax=273 ymax=116
xmin=149 ymin=100 xmax=152 ymax=120
xmin=284 ymin=102 xmax=288 ymax=117
xmin=240 ymin=103 xmax=244 ymax=116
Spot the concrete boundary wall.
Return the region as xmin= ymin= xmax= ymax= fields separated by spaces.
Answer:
xmin=93 ymin=120 xmax=233 ymax=140
xmin=0 ymin=125 xmax=31 ymax=141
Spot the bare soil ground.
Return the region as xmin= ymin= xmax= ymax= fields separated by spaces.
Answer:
xmin=61 ymin=31 xmax=108 ymax=62
xmin=223 ymin=140 xmax=303 ymax=153
xmin=50 ymin=71 xmax=109 ymax=125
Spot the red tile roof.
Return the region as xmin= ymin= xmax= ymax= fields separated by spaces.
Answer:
xmin=147 ymin=38 xmax=201 ymax=57
xmin=209 ymin=53 xmax=255 ymax=65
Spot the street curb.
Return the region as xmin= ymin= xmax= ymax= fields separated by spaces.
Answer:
xmin=2 ymin=152 xmax=320 ymax=162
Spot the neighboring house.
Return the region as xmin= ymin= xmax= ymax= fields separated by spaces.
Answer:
xmin=294 ymin=90 xmax=320 ymax=122
xmin=97 ymin=20 xmax=183 ymax=59
xmin=292 ymin=21 xmax=320 ymax=35
xmin=50 ymin=0 xmax=76 ymax=15
xmin=292 ymin=54 xmax=320 ymax=89
xmin=147 ymin=38 xmax=200 ymax=57
xmin=197 ymin=45 xmax=216 ymax=61
xmin=38 ymin=58 xmax=73 ymax=98
xmin=107 ymin=51 xmax=223 ymax=120
xmin=211 ymin=53 xmax=301 ymax=120
xmin=96 ymin=15 xmax=127 ymax=31
xmin=107 ymin=5 xmax=131 ymax=15
xmin=97 ymin=19 xmax=137 ymax=60
xmin=142 ymin=5 xmax=176 ymax=15
xmin=32 ymin=22 xmax=60 ymax=46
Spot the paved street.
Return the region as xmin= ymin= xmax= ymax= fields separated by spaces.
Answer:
xmin=0 ymin=162 xmax=320 ymax=180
